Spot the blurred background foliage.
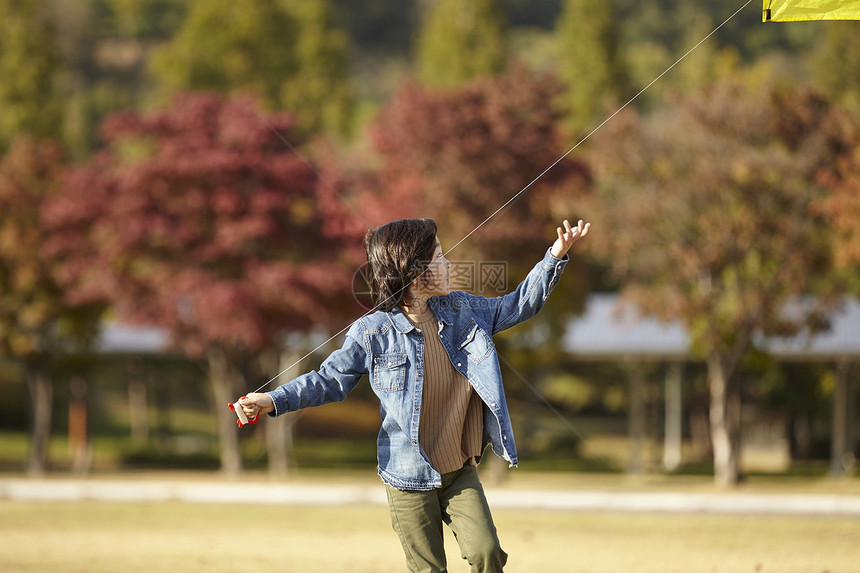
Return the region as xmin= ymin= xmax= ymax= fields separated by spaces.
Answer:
xmin=0 ymin=0 xmax=858 ymax=481
xmin=3 ymin=0 xmax=852 ymax=157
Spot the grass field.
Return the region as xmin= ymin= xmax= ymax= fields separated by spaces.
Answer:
xmin=1 ymin=499 xmax=856 ymax=573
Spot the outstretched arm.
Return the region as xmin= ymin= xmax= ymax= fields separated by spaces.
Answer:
xmin=230 ymin=321 xmax=369 ymax=426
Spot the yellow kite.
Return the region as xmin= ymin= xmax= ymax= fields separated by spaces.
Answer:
xmin=764 ymin=0 xmax=860 ymax=21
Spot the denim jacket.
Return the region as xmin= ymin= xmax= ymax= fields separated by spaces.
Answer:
xmin=267 ymin=248 xmax=569 ymax=490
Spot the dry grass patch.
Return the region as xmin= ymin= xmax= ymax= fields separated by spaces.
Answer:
xmin=0 ymin=500 xmax=856 ymax=572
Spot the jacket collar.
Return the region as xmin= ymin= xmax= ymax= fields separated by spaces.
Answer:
xmin=388 ymin=307 xmax=418 ymax=334
xmin=429 ymin=294 xmax=455 ymax=325
xmin=388 ymin=294 xmax=457 ymax=333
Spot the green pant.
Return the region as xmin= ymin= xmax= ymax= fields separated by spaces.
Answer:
xmin=385 ymin=464 xmax=507 ymax=573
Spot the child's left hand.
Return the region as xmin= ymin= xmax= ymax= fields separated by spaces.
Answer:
xmin=550 ymin=219 xmax=590 ymax=259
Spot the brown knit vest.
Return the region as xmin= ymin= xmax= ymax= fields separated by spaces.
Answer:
xmin=405 ymin=306 xmax=484 ymax=474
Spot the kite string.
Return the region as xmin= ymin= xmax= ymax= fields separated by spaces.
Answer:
xmin=250 ymin=257 xmax=442 ymax=393
xmin=445 ymin=0 xmax=753 ymax=255
xmin=258 ymin=115 xmax=373 ymax=231
xmin=250 ymin=0 xmax=753 ymax=395
xmin=498 ymin=354 xmax=616 ymax=469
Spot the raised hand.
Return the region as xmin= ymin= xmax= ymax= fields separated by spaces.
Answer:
xmin=550 ymin=219 xmax=590 ymax=259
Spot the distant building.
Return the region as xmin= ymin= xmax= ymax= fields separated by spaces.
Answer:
xmin=563 ymin=294 xmax=860 ymax=475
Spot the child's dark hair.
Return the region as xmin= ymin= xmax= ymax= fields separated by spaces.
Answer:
xmin=364 ymin=218 xmax=438 ymax=311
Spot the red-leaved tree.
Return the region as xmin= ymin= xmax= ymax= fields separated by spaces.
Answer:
xmin=355 ymin=64 xmax=592 ymax=301
xmin=43 ymin=93 xmax=366 ymax=475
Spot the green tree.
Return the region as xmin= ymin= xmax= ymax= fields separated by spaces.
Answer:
xmin=149 ymin=0 xmax=354 ymax=136
xmin=3 ymin=0 xmax=191 ymax=160
xmin=667 ymin=10 xmax=743 ymax=102
xmin=98 ymin=0 xmax=188 ymax=40
xmin=149 ymin=0 xmax=294 ymax=106
xmin=281 ymin=0 xmax=356 ymax=136
xmin=814 ymin=22 xmax=860 ymax=115
xmin=587 ymin=80 xmax=853 ymax=486
xmin=675 ymin=12 xmax=718 ymax=94
xmin=415 ymin=0 xmax=507 ymax=89
xmin=0 ymin=0 xmax=63 ymax=151
xmin=556 ymin=0 xmax=628 ymax=134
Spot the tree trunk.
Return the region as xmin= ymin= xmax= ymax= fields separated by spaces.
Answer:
xmin=265 ymin=349 xmax=302 ymax=478
xmin=830 ymin=359 xmax=856 ymax=478
xmin=789 ymin=410 xmax=813 ymax=460
xmin=646 ymin=375 xmax=661 ymax=470
xmin=517 ymin=369 xmax=543 ymax=459
xmin=68 ymin=375 xmax=91 ymax=474
xmin=663 ymin=362 xmax=683 ymax=472
xmin=627 ymin=362 xmax=645 ymax=475
xmin=689 ymin=401 xmax=711 ymax=461
xmin=154 ymin=375 xmax=171 ymax=453
xmin=849 ymin=363 xmax=857 ymax=471
xmin=26 ymin=364 xmax=52 ymax=476
xmin=707 ymin=352 xmax=741 ymax=487
xmin=483 ymin=453 xmax=508 ymax=486
xmin=208 ymin=347 xmax=243 ymax=477
xmin=126 ymin=357 xmax=149 ymax=447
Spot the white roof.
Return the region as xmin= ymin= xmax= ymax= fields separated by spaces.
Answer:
xmin=759 ymin=298 xmax=860 ymax=360
xmin=563 ymin=294 xmax=690 ymax=360
xmin=97 ymin=322 xmax=169 ymax=353
xmin=564 ymin=294 xmax=860 ymax=361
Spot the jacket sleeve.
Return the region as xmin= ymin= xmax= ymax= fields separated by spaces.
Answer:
xmin=470 ymin=248 xmax=569 ymax=336
xmin=267 ymin=320 xmax=368 ymax=416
